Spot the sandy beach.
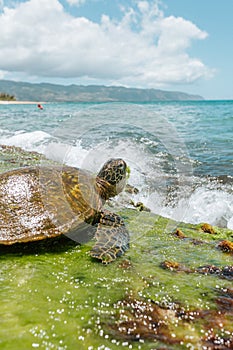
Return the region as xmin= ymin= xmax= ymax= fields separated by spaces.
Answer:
xmin=0 ymin=101 xmax=45 ymax=105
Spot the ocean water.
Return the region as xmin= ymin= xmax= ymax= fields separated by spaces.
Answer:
xmin=0 ymin=100 xmax=232 ymax=228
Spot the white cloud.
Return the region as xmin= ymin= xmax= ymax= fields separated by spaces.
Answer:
xmin=66 ymin=0 xmax=86 ymax=6
xmin=0 ymin=0 xmax=213 ymax=87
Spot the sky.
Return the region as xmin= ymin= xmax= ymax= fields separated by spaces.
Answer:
xmin=0 ymin=0 xmax=232 ymax=99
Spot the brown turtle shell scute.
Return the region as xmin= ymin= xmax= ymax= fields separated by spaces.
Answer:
xmin=0 ymin=165 xmax=102 ymax=244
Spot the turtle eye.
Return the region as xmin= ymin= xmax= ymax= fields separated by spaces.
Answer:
xmin=117 ymin=160 xmax=126 ymax=172
xmin=119 ymin=164 xmax=125 ymax=174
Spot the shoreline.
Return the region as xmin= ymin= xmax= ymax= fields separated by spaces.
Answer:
xmin=0 ymin=101 xmax=45 ymax=105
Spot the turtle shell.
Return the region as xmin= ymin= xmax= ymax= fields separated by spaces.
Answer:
xmin=0 ymin=165 xmax=103 ymax=244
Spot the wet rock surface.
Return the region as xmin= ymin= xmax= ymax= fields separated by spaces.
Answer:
xmin=0 ymin=145 xmax=233 ymax=349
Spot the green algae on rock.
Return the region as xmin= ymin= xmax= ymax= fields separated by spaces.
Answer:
xmin=0 ymin=144 xmax=47 ymax=173
xmin=0 ymin=145 xmax=233 ymax=349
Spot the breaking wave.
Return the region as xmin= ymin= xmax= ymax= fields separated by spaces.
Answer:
xmin=1 ymin=127 xmax=232 ymax=229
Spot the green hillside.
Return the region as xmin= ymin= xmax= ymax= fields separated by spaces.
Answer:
xmin=0 ymin=80 xmax=204 ymax=102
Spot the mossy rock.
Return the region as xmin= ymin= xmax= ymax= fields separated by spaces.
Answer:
xmin=0 ymin=144 xmax=49 ymax=173
xmin=0 ymin=145 xmax=233 ymax=349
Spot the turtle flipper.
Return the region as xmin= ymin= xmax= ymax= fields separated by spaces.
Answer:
xmin=90 ymin=210 xmax=129 ymax=263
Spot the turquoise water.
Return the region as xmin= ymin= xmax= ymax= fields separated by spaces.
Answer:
xmin=0 ymin=101 xmax=232 ymax=175
xmin=0 ymin=101 xmax=232 ymax=227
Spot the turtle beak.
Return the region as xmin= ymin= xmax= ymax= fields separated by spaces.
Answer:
xmin=116 ymin=177 xmax=126 ymax=195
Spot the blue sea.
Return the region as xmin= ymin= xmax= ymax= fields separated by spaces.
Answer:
xmin=0 ymin=100 xmax=232 ymax=228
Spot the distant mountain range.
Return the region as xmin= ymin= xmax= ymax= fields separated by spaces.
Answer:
xmin=0 ymin=79 xmax=204 ymax=102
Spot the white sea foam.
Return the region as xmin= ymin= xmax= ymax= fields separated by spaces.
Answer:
xmin=43 ymin=141 xmax=89 ymax=168
xmin=0 ymin=130 xmax=53 ymax=153
xmin=181 ymin=188 xmax=233 ymax=228
xmin=228 ymin=216 xmax=233 ymax=230
xmin=146 ymin=187 xmax=233 ymax=229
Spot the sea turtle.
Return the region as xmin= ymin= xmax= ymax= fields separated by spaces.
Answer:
xmin=0 ymin=158 xmax=129 ymax=263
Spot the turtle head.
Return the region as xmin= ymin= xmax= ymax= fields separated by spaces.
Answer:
xmin=96 ymin=158 xmax=127 ymax=199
